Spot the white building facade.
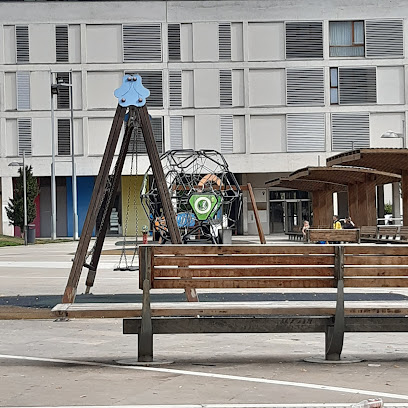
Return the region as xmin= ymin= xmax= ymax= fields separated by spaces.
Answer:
xmin=0 ymin=0 xmax=406 ymax=237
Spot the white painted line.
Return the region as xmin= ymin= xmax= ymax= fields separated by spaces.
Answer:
xmin=1 ymin=354 xmax=408 ymax=401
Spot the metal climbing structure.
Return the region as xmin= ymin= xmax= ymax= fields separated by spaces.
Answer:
xmin=141 ymin=149 xmax=242 ymax=243
xmin=62 ymin=74 xmax=181 ymax=304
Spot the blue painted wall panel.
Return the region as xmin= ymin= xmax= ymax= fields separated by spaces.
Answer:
xmin=66 ymin=176 xmax=96 ymax=237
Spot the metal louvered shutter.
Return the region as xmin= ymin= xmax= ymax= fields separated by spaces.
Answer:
xmin=220 ymin=115 xmax=233 ymax=154
xmin=338 ymin=67 xmax=376 ymax=105
xmin=219 ymin=23 xmax=231 ymax=60
xmin=286 ymin=68 xmax=324 ymax=106
xmin=58 ymin=119 xmax=71 ymax=156
xmin=56 ymin=72 xmax=70 ymax=109
xmin=168 ymin=23 xmax=181 ymax=61
xmin=366 ymin=20 xmax=403 ymax=58
xmin=220 ymin=69 xmax=232 ymax=107
xmin=56 ymin=25 xmax=69 ymax=63
xmin=170 ymin=116 xmax=183 ymax=150
xmin=332 ymin=113 xmax=370 ymax=151
xmin=18 ymin=118 xmax=32 ymax=156
xmin=287 ymin=113 xmax=325 ymax=152
xmin=169 ymin=70 xmax=182 ymax=108
xmin=16 ymin=71 xmax=30 ymax=111
xmin=130 ymin=117 xmax=163 ymax=154
xmin=285 ymin=22 xmax=323 ymax=59
xmin=126 ymin=71 xmax=162 ymax=108
xmin=123 ymin=24 xmax=162 ymax=62
xmin=16 ymin=25 xmax=29 ymax=64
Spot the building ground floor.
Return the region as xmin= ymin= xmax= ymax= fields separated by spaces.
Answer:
xmin=0 ymin=172 xmax=399 ymax=238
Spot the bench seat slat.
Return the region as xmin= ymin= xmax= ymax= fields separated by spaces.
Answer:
xmin=344 ymin=277 xmax=408 ymax=287
xmin=344 ymin=267 xmax=408 ymax=277
xmin=344 ymin=255 xmax=408 ymax=266
xmin=345 ymin=246 xmax=408 ymax=255
xmin=51 ymin=301 xmax=408 ymax=319
xmin=152 ymin=278 xmax=335 ymax=289
xmin=154 ymin=267 xmax=334 ymax=278
xmin=153 ymin=245 xmax=335 ymax=255
xmin=153 ymin=255 xmax=334 ymax=267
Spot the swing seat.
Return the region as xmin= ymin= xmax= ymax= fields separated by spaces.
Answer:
xmin=114 ymin=265 xmax=139 ymax=271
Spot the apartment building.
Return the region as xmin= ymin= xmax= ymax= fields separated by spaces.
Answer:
xmin=0 ymin=0 xmax=406 ymax=237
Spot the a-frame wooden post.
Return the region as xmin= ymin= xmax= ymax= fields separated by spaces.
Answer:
xmin=62 ymin=74 xmax=182 ymax=303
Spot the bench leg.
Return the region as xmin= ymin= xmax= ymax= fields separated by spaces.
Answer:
xmin=325 ymin=323 xmax=344 ymax=361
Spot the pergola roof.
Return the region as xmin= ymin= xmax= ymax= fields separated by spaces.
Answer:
xmin=326 ymin=148 xmax=408 ymax=174
xmin=266 ymin=177 xmax=347 ymax=192
xmin=290 ymin=166 xmax=400 ymax=186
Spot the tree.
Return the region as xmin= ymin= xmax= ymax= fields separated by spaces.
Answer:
xmin=6 ymin=165 xmax=39 ymax=234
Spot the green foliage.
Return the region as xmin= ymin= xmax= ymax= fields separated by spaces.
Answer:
xmin=6 ymin=165 xmax=39 ymax=232
xmin=384 ymin=202 xmax=393 ymax=215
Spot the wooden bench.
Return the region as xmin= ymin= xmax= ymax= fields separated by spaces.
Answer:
xmin=306 ymin=228 xmax=360 ymax=243
xmin=397 ymin=226 xmax=408 ymax=242
xmin=377 ymin=226 xmax=399 ymax=241
xmin=53 ymin=244 xmax=408 ymax=362
xmin=286 ymin=225 xmax=303 ymax=241
xmin=360 ymin=226 xmax=378 ymax=243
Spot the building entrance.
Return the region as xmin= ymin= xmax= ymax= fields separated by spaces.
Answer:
xmin=269 ymin=190 xmax=311 ymax=234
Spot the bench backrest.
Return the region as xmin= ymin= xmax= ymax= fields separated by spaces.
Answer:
xmin=378 ymin=226 xmax=398 ymax=239
xmin=360 ymin=226 xmax=377 ymax=238
xmin=139 ymin=245 xmax=337 ymax=290
xmin=344 ymin=246 xmax=408 ymax=288
xmin=399 ymin=226 xmax=408 ymax=240
xmin=306 ymin=229 xmax=360 ymax=243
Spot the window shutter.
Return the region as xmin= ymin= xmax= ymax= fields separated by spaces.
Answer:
xmin=127 ymin=71 xmax=162 ymax=108
xmin=332 ymin=113 xmax=370 ymax=151
xmin=220 ymin=115 xmax=233 ymax=154
xmin=56 ymin=72 xmax=70 ymax=109
xmin=123 ymin=24 xmax=162 ymax=62
xmin=219 ymin=23 xmax=231 ymax=60
xmin=169 ymin=70 xmax=182 ymax=108
xmin=16 ymin=25 xmax=29 ymax=64
xmin=130 ymin=117 xmax=163 ymax=155
xmin=338 ymin=67 xmax=376 ymax=105
xmin=365 ymin=20 xmax=403 ymax=58
xmin=220 ymin=69 xmax=232 ymax=107
xmin=287 ymin=113 xmax=325 ymax=152
xmin=286 ymin=68 xmax=324 ymax=106
xmin=16 ymin=71 xmax=31 ymax=111
xmin=285 ymin=22 xmax=323 ymax=59
xmin=56 ymin=25 xmax=69 ymax=63
xmin=57 ymin=119 xmax=71 ymax=156
xmin=168 ymin=23 xmax=181 ymax=61
xmin=170 ymin=116 xmax=183 ymax=150
xmin=18 ymin=118 xmax=32 ymax=156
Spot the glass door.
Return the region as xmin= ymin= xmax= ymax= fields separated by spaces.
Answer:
xmin=269 ymin=201 xmax=284 ymax=233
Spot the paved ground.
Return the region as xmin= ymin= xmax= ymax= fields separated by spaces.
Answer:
xmin=1 ymin=236 xmax=408 ymax=407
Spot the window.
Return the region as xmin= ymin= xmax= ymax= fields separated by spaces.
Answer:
xmin=123 ymin=24 xmax=162 ymax=62
xmin=18 ymin=118 xmax=32 ymax=156
xmin=16 ymin=25 xmax=29 ymax=64
xmin=285 ymin=22 xmax=323 ymax=59
xmin=329 ymin=21 xmax=364 ymax=57
xmin=366 ymin=19 xmax=403 ymax=58
xmin=56 ymin=25 xmax=69 ymax=62
xmin=168 ymin=24 xmax=181 ymax=61
xmin=170 ymin=116 xmax=183 ymax=150
xmin=219 ymin=23 xmax=231 ymax=60
xmin=220 ymin=115 xmax=233 ymax=154
xmin=16 ymin=71 xmax=30 ymax=110
xmin=56 ymin=72 xmax=70 ymax=109
xmin=286 ymin=68 xmax=324 ymax=106
xmin=220 ymin=69 xmax=232 ymax=107
xmin=337 ymin=67 xmax=376 ymax=105
xmin=287 ymin=113 xmax=325 ymax=152
xmin=332 ymin=113 xmax=370 ymax=151
xmin=57 ymin=119 xmax=71 ymax=156
xmin=169 ymin=70 xmax=182 ymax=108
xmin=330 ymin=68 xmax=339 ymax=104
xmin=126 ymin=71 xmax=163 ymax=108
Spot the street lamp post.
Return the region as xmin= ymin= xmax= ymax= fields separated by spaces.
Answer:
xmin=8 ymin=153 xmax=27 ymax=246
xmin=50 ymin=73 xmax=58 ymax=240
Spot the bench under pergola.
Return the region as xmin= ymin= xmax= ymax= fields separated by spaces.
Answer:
xmin=327 ymin=148 xmax=408 ymax=225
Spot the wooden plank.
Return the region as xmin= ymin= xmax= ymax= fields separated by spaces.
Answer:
xmin=152 ymin=245 xmax=336 ymax=255
xmin=153 ymin=255 xmax=335 ymax=266
xmin=152 ymin=278 xmax=335 ymax=289
xmin=343 ymin=256 xmax=408 ymax=266
xmin=153 ymin=266 xmax=335 ymax=278
xmin=247 ymin=183 xmax=266 ymax=244
xmin=344 ymin=278 xmax=408 ymax=287
xmin=345 ymin=246 xmax=408 ymax=255
xmin=344 ymin=267 xmax=408 ymax=276
xmin=0 ymin=306 xmax=55 ymax=320
xmin=308 ymin=229 xmax=359 ymax=242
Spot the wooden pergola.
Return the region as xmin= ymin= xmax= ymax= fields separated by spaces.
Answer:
xmin=327 ymin=149 xmax=408 ymax=225
xmin=267 ymin=166 xmax=400 ymax=227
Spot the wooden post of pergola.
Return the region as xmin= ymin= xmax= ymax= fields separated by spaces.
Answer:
xmin=312 ymin=190 xmax=333 ymax=227
xmin=403 ymin=171 xmax=408 ymax=226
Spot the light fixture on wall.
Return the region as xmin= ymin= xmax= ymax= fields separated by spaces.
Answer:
xmin=381 ymin=119 xmax=406 ymax=148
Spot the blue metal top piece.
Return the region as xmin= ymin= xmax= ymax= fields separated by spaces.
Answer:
xmin=114 ymin=74 xmax=150 ymax=107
